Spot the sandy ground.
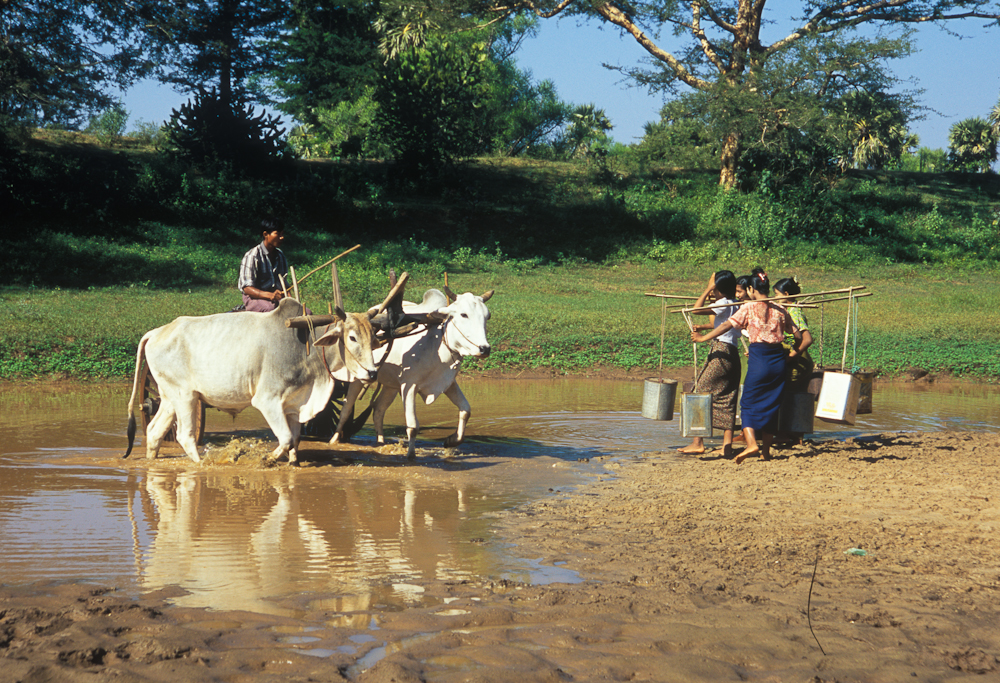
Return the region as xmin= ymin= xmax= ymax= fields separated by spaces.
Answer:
xmin=3 ymin=430 xmax=1000 ymax=682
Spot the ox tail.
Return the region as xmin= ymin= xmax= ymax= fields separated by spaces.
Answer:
xmin=124 ymin=334 xmax=150 ymax=459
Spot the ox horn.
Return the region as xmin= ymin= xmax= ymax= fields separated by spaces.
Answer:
xmin=443 ymin=272 xmax=457 ymax=304
xmin=368 ymin=271 xmax=409 ymax=319
xmin=481 ymin=289 xmax=494 ymax=302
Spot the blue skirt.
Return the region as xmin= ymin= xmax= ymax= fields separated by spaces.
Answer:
xmin=740 ymin=342 xmax=787 ymax=433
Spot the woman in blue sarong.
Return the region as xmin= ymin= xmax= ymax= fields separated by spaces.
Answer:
xmin=691 ymin=268 xmax=800 ymax=464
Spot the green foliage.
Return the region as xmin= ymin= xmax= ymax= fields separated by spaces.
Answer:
xmin=633 ymin=101 xmax=718 ymax=169
xmin=128 ymin=119 xmax=166 ymax=146
xmin=157 ymin=0 xmax=289 ymax=107
xmin=85 ymin=102 xmax=129 ymax=145
xmin=374 ymin=35 xmax=492 ymax=173
xmin=0 ymin=1 xmax=168 ymax=127
xmin=837 ymin=90 xmax=917 ymax=170
xmin=163 ymin=88 xmax=289 ymax=171
xmin=270 ymin=0 xmax=379 ymax=125
xmin=947 ymin=117 xmax=999 ymax=173
xmin=288 ymin=87 xmax=386 ymax=159
xmin=898 ymin=146 xmax=948 ymax=172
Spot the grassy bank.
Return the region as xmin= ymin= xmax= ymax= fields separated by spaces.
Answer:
xmin=1 ymin=130 xmax=999 ymax=381
xmin=2 ymin=261 xmax=998 ymax=382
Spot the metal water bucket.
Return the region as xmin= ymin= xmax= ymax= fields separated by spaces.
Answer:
xmin=779 ymin=393 xmax=815 ymax=434
xmin=815 ymin=371 xmax=861 ymax=425
xmin=642 ymin=378 xmax=677 ymax=421
xmin=681 ymin=393 xmax=713 ymax=437
xmin=854 ymin=371 xmax=873 ymax=414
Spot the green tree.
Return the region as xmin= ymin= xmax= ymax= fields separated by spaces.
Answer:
xmin=374 ymin=34 xmax=492 ymax=172
xmin=160 ymin=0 xmax=290 ymax=108
xmin=947 ymin=117 xmax=998 ymax=173
xmin=989 ymin=94 xmax=1000 ymax=138
xmin=270 ymin=0 xmax=380 ymax=127
xmin=838 ymin=90 xmax=917 ymax=170
xmin=0 ymin=1 xmax=170 ymax=127
xmin=480 ymin=17 xmax=572 ymax=156
xmin=634 ymin=100 xmax=718 ymax=169
xmin=464 ymin=0 xmax=1000 ymax=189
xmin=561 ymin=104 xmax=612 ymax=158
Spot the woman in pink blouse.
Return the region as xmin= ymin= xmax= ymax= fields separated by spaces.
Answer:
xmin=691 ymin=268 xmax=801 ymax=463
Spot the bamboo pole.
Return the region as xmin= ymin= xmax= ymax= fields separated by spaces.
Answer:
xmin=670 ymin=299 xmax=820 ymax=313
xmin=800 ymin=292 xmax=872 ymax=305
xmin=644 ymin=293 xmax=701 ymax=300
xmin=296 ymin=244 xmax=362 ymax=285
xmin=673 ymin=287 xmax=868 ymax=314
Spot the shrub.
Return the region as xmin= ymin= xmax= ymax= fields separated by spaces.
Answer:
xmin=163 ymin=88 xmax=290 ymax=172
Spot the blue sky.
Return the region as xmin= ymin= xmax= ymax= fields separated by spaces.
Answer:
xmin=122 ymin=15 xmax=999 ymax=152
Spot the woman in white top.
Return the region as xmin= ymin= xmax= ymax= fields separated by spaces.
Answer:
xmin=678 ymin=270 xmax=742 ymax=457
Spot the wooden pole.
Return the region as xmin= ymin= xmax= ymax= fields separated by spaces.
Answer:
xmin=658 ymin=298 xmax=666 ymax=379
xmin=841 ymin=289 xmax=854 ymax=372
xmin=644 ymin=293 xmax=700 ymax=300
xmin=296 ymin=244 xmax=362 ymax=285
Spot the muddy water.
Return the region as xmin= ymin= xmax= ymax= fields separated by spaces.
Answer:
xmin=1 ymin=378 xmax=999 ymax=617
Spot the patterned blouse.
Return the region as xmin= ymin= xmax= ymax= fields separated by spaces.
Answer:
xmin=728 ymin=301 xmax=796 ymax=345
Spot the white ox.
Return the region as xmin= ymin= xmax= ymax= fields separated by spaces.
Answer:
xmin=125 ymin=298 xmax=379 ymax=465
xmin=332 ymin=289 xmax=493 ymax=459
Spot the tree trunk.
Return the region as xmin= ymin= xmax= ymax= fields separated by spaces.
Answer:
xmin=719 ymin=132 xmax=740 ymax=190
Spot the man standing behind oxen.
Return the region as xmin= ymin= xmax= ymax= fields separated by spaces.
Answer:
xmin=238 ymin=217 xmax=289 ymax=312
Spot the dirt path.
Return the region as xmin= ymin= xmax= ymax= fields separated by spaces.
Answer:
xmin=3 ymin=431 xmax=999 ymax=682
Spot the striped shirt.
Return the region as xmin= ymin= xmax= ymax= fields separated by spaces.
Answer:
xmin=238 ymin=242 xmax=288 ymax=294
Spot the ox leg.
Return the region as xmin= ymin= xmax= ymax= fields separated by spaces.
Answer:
xmin=402 ymin=385 xmax=420 ymax=460
xmin=331 ymin=381 xmax=365 ymax=444
xmin=172 ymin=397 xmax=203 ymax=464
xmin=287 ymin=414 xmax=303 ymax=466
xmin=371 ymin=385 xmax=398 ymax=446
xmin=442 ymin=382 xmax=471 ymax=448
xmin=252 ymin=396 xmax=294 ymax=465
xmin=145 ymin=399 xmax=176 ymax=459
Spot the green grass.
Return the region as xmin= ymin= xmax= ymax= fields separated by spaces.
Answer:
xmin=2 ymin=260 xmax=998 ymax=381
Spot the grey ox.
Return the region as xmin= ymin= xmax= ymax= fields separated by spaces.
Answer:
xmin=125 ymin=298 xmax=380 ymax=465
xmin=332 ymin=288 xmax=493 ymax=459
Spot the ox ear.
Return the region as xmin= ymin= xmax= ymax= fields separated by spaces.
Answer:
xmin=428 ymin=307 xmax=450 ymax=322
xmin=314 ymin=321 xmax=343 ymax=347
xmin=480 ymin=289 xmax=494 ymax=302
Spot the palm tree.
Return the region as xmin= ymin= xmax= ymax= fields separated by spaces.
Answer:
xmin=947 ymin=117 xmax=998 ymax=173
xmin=989 ymin=95 xmax=1000 ymax=139
xmin=565 ymin=104 xmax=613 ymax=158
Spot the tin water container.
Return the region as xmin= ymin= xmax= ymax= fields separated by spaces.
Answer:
xmin=642 ymin=378 xmax=677 ymax=421
xmin=681 ymin=392 xmax=713 ymax=437
xmin=815 ymin=371 xmax=861 ymax=425
xmin=854 ymin=371 xmax=873 ymax=414
xmin=779 ymin=393 xmax=815 ymax=434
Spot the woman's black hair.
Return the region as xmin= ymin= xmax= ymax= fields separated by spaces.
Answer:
xmin=714 ymin=270 xmax=737 ymax=299
xmin=750 ymin=267 xmax=770 ymax=296
xmin=774 ymin=277 xmax=801 ymax=296
xmin=736 ymin=274 xmax=753 ymax=292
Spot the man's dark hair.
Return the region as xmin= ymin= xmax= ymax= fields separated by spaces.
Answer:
xmin=261 ymin=216 xmax=284 ymax=233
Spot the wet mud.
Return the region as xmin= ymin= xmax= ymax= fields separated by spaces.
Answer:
xmin=1 ymin=379 xmax=1000 ymax=681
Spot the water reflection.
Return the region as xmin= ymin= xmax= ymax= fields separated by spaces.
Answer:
xmin=135 ymin=467 xmax=515 ymax=615
xmin=1 ymin=377 xmax=999 ymax=615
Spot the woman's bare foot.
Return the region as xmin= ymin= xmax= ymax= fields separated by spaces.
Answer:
xmin=734 ymin=447 xmax=759 ymax=464
xmin=676 ymin=445 xmax=707 ymax=454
